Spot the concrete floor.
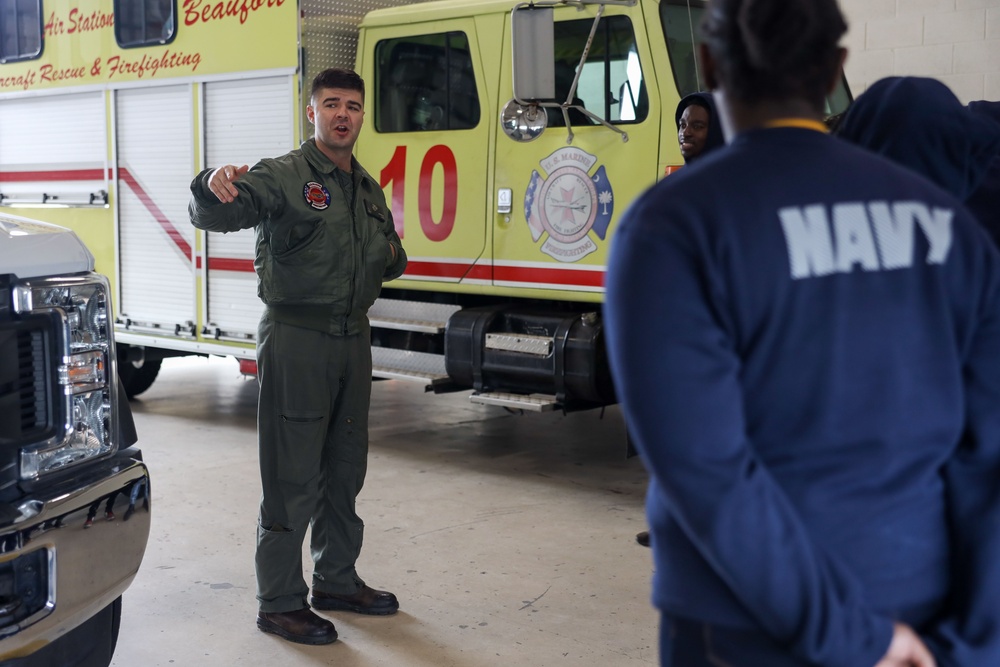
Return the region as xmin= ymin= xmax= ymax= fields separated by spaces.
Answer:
xmin=110 ymin=355 xmax=658 ymax=666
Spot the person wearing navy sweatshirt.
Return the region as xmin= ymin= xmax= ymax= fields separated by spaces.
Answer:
xmin=605 ymin=0 xmax=1000 ymax=665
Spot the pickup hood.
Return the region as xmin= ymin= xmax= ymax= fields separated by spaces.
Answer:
xmin=0 ymin=212 xmax=94 ymax=279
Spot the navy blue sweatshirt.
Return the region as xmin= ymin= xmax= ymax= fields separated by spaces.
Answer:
xmin=605 ymin=127 xmax=1000 ymax=667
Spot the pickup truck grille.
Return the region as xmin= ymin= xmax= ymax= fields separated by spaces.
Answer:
xmin=17 ymin=329 xmax=47 ymax=433
xmin=0 ymin=313 xmax=55 ymax=500
xmin=0 ymin=322 xmax=52 ymax=444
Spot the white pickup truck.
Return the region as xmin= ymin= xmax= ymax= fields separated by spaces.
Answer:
xmin=0 ymin=212 xmax=150 ymax=666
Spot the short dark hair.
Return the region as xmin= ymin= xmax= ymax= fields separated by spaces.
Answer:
xmin=701 ymin=0 xmax=847 ymax=110
xmin=310 ymin=68 xmax=365 ymax=102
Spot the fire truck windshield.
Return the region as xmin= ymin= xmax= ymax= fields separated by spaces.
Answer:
xmin=659 ymin=0 xmax=852 ymax=117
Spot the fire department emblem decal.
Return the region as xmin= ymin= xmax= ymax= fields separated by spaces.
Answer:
xmin=303 ymin=181 xmax=331 ymax=210
xmin=524 ymin=147 xmax=613 ymax=262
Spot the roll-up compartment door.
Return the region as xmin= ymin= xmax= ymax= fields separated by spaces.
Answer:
xmin=116 ymin=85 xmax=196 ymax=333
xmin=0 ymin=92 xmax=108 ymax=205
xmin=203 ymin=76 xmax=294 ymax=340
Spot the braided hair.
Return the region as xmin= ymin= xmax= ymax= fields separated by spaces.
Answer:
xmin=701 ymin=0 xmax=847 ymax=110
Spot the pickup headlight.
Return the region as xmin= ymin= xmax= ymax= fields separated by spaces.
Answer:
xmin=13 ymin=274 xmax=118 ymax=479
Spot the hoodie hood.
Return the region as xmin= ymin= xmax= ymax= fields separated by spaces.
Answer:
xmin=675 ymin=92 xmax=726 ymax=162
xmin=837 ymin=77 xmax=1000 ymax=201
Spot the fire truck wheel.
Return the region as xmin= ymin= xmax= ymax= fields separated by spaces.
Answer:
xmin=118 ymin=348 xmax=162 ymax=400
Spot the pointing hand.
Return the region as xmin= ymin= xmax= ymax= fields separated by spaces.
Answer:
xmin=208 ymin=164 xmax=249 ymax=203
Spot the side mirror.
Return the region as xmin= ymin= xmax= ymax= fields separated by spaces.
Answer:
xmin=511 ymin=5 xmax=555 ymax=102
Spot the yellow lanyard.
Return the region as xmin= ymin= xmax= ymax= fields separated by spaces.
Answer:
xmin=763 ymin=118 xmax=829 ymax=133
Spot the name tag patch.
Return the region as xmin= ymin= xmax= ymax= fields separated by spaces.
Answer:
xmin=364 ymin=199 xmax=386 ymax=222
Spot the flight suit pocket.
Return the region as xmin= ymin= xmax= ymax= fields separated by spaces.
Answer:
xmin=275 ymin=410 xmax=326 ymax=484
xmin=362 ymin=200 xmax=391 ymax=255
xmin=272 ymin=219 xmax=325 ymax=264
xmin=359 ymin=201 xmax=392 ymax=307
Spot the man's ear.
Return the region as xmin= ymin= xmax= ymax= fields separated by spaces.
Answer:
xmin=828 ymin=47 xmax=848 ymax=95
xmin=306 ymin=104 xmax=315 ymax=125
xmin=699 ymin=43 xmax=718 ymax=91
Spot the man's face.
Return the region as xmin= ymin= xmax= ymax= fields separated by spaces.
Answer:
xmin=308 ymin=87 xmax=365 ymax=153
xmin=678 ymin=104 xmax=710 ymax=160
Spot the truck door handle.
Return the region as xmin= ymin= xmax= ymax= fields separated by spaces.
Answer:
xmin=497 ymin=188 xmax=512 ymax=214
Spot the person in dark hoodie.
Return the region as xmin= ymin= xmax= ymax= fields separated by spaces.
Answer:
xmin=635 ymin=91 xmax=726 ymax=550
xmin=606 ymin=0 xmax=1000 ymax=663
xmin=675 ymin=92 xmax=726 ymax=163
xmin=837 ymin=77 xmax=1000 ymax=246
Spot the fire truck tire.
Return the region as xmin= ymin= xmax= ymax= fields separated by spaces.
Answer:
xmin=118 ymin=349 xmax=162 ymax=399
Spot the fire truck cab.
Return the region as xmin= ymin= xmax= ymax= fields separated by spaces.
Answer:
xmin=0 ymin=0 xmax=851 ymax=414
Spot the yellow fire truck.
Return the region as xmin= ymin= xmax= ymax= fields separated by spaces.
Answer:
xmin=0 ymin=0 xmax=850 ymax=411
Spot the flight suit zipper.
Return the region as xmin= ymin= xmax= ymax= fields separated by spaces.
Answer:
xmin=339 ymin=169 xmax=358 ymax=336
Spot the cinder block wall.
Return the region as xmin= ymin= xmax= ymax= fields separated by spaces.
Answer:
xmin=838 ymin=0 xmax=1000 ymax=102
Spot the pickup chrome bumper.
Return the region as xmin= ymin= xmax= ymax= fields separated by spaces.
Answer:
xmin=0 ymin=451 xmax=151 ymax=661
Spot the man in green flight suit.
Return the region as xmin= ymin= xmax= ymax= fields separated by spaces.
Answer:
xmin=189 ymin=68 xmax=407 ymax=646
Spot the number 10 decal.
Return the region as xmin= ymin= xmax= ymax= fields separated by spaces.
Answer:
xmin=379 ymin=145 xmax=458 ymax=242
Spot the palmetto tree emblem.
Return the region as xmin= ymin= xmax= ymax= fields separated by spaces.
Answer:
xmin=599 ymin=190 xmax=613 ymax=215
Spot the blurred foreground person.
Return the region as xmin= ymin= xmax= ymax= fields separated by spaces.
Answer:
xmin=605 ymin=0 xmax=1000 ymax=665
xmin=837 ymin=76 xmax=1000 ymax=247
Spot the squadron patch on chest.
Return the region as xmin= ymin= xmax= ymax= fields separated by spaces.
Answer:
xmin=303 ymin=181 xmax=331 ymax=210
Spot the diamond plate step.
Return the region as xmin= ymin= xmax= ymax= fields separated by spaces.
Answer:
xmin=368 ymin=298 xmax=462 ymax=334
xmin=469 ymin=391 xmax=560 ymax=412
xmin=371 ymin=347 xmax=451 ymax=386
